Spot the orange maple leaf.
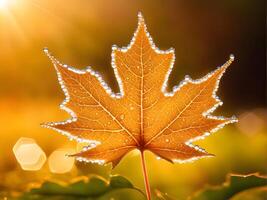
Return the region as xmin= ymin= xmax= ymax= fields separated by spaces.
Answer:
xmin=43 ymin=13 xmax=237 ymax=168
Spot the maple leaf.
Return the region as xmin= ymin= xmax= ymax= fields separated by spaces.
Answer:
xmin=43 ymin=13 xmax=237 ymax=168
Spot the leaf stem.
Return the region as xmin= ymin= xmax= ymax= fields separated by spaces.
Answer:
xmin=140 ymin=150 xmax=151 ymax=200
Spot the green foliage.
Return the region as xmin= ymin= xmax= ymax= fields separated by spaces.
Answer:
xmin=189 ymin=173 xmax=267 ymax=200
xmin=231 ymin=187 xmax=267 ymax=200
xmin=3 ymin=173 xmax=267 ymax=199
xmin=16 ymin=175 xmax=144 ymax=200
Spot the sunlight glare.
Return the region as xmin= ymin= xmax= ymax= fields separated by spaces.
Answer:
xmin=0 ymin=0 xmax=8 ymax=9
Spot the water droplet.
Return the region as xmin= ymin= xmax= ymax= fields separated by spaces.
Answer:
xmin=156 ymin=157 xmax=161 ymax=160
xmin=43 ymin=47 xmax=49 ymax=53
xmin=90 ymin=143 xmax=97 ymax=148
xmin=204 ymin=132 xmax=210 ymax=136
xmin=165 ymin=139 xmax=170 ymax=143
xmin=150 ymin=67 xmax=155 ymax=73
xmin=120 ymin=114 xmax=125 ymax=120
xmin=130 ymin=106 xmax=134 ymax=110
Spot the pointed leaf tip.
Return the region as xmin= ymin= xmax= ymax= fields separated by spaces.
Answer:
xmin=230 ymin=54 xmax=235 ymax=61
xmin=137 ymin=12 xmax=145 ymax=22
xmin=43 ymin=47 xmax=49 ymax=53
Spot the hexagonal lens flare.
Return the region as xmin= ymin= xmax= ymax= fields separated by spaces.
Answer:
xmin=48 ymin=148 xmax=76 ymax=174
xmin=13 ymin=137 xmax=46 ymax=171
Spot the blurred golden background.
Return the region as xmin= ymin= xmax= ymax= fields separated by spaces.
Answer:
xmin=0 ymin=0 xmax=266 ymax=199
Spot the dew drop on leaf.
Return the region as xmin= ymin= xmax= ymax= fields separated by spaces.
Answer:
xmin=43 ymin=47 xmax=49 ymax=53
xmin=230 ymin=54 xmax=235 ymax=60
